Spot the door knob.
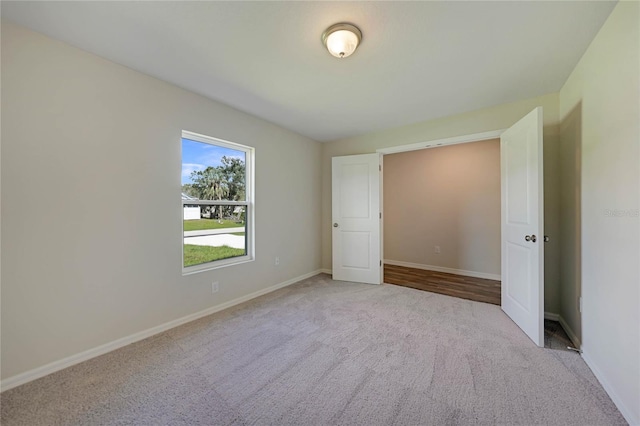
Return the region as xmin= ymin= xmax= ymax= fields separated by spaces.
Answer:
xmin=333 ymin=223 xmax=339 ymax=228
xmin=525 ymin=234 xmax=537 ymax=243
xmin=544 ymin=235 xmax=550 ymax=242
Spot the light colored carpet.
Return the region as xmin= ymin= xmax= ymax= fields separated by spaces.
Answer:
xmin=1 ymin=274 xmax=626 ymax=425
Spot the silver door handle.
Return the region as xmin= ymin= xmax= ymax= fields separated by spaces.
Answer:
xmin=544 ymin=235 xmax=550 ymax=242
xmin=333 ymin=223 xmax=339 ymax=228
xmin=525 ymin=234 xmax=537 ymax=243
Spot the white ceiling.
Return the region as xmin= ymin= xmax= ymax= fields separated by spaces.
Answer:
xmin=2 ymin=1 xmax=616 ymax=142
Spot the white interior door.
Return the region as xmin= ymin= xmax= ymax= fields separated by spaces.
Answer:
xmin=501 ymin=107 xmax=544 ymax=346
xmin=332 ymin=153 xmax=382 ymax=284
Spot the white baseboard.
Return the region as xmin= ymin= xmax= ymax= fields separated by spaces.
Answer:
xmin=544 ymin=312 xmax=560 ymax=321
xmin=543 ymin=313 xmax=581 ymax=349
xmin=0 ymin=269 xmax=324 ymax=393
xmin=384 ymin=259 xmax=501 ymax=281
xmin=582 ymin=350 xmax=639 ymax=426
xmin=319 ymin=268 xmax=332 ymax=275
xmin=558 ymin=315 xmax=581 ymax=349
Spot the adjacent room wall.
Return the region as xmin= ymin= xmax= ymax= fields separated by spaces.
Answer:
xmin=1 ymin=22 xmax=323 ymax=382
xmin=383 ymin=139 xmax=501 ymax=278
xmin=322 ymin=93 xmax=562 ymax=314
xmin=558 ymin=102 xmax=582 ymax=346
xmin=558 ymin=2 xmax=639 ymax=424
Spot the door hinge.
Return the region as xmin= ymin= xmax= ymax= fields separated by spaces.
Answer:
xmin=379 ymin=165 xmax=382 ymax=171
xmin=379 ymin=212 xmax=382 ymax=219
xmin=380 ymin=260 xmax=382 ymax=267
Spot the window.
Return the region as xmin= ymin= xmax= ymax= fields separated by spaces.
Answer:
xmin=181 ymin=130 xmax=254 ymax=273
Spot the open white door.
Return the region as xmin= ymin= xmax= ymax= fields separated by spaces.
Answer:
xmin=501 ymin=107 xmax=544 ymax=347
xmin=332 ymin=153 xmax=382 ymax=284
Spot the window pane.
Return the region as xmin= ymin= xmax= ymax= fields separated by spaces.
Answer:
xmin=181 ymin=138 xmax=246 ymax=202
xmin=183 ymin=204 xmax=247 ymax=267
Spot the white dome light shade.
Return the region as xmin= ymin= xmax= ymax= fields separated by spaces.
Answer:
xmin=322 ymin=23 xmax=362 ymax=59
xmin=326 ymin=30 xmax=359 ymax=58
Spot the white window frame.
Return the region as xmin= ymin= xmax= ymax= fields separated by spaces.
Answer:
xmin=181 ymin=130 xmax=255 ymax=275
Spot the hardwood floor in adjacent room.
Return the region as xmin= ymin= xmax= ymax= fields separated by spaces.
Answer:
xmin=384 ymin=264 xmax=501 ymax=305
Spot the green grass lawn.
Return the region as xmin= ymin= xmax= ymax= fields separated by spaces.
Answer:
xmin=183 ymin=219 xmax=244 ymax=232
xmin=183 ymin=244 xmax=245 ymax=267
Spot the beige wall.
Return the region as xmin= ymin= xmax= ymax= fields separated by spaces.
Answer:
xmin=322 ymin=93 xmax=561 ymax=313
xmin=1 ymin=22 xmax=322 ymax=380
xmin=558 ymin=2 xmax=639 ymax=423
xmin=384 ymin=139 xmax=501 ymax=277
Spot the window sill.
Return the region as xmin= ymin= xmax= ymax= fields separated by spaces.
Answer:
xmin=182 ymin=256 xmax=254 ymax=276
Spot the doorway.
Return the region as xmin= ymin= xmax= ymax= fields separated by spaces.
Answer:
xmin=381 ymin=138 xmax=502 ymax=305
xmin=382 ymin=138 xmax=501 ymax=285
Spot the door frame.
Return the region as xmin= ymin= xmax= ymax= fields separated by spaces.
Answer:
xmin=376 ymin=129 xmax=505 ymax=273
xmin=377 ymin=130 xmax=505 ymax=156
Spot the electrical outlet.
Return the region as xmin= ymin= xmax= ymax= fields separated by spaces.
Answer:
xmin=434 ymin=246 xmax=441 ymax=254
xmin=275 ymin=257 xmax=280 ymax=266
xmin=212 ymin=281 xmax=219 ymax=293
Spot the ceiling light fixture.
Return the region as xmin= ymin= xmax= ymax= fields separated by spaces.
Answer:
xmin=322 ymin=23 xmax=362 ymax=59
